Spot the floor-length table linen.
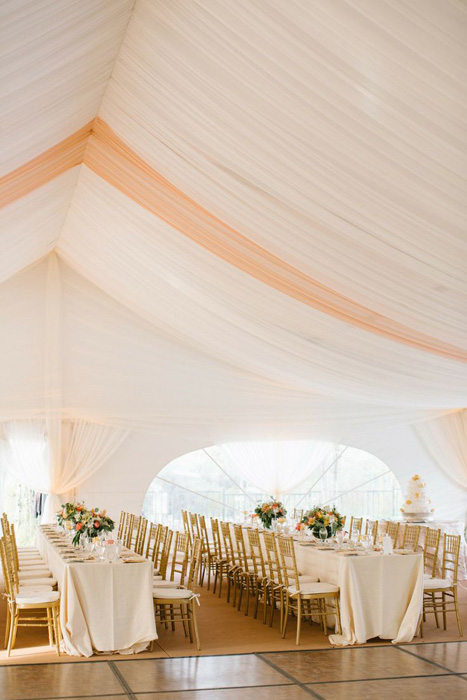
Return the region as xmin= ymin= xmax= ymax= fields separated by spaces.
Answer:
xmin=37 ymin=527 xmax=157 ymax=656
xmin=294 ymin=542 xmax=424 ymax=646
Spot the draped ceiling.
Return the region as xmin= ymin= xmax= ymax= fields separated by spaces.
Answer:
xmin=0 ymin=1 xmax=466 ymax=467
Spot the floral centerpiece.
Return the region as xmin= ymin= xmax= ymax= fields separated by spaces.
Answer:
xmin=56 ymin=502 xmax=115 ymax=546
xmin=297 ymin=505 xmax=344 ymax=538
xmin=56 ymin=502 xmax=86 ymax=529
xmin=254 ymin=500 xmax=287 ymax=529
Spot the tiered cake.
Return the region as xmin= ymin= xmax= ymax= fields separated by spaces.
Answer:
xmin=400 ymin=474 xmax=434 ymax=522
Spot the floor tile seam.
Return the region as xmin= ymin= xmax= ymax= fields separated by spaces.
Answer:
xmin=108 ymin=660 xmax=137 ymax=700
xmin=131 ymin=682 xmax=295 ymax=695
xmin=255 ymin=653 xmax=326 ymax=700
xmin=395 ymin=642 xmax=465 ymax=674
xmin=306 ymin=671 xmax=460 ymax=685
xmin=11 ymin=694 xmax=128 ymax=700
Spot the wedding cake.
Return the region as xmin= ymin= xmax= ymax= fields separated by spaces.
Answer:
xmin=400 ymin=474 xmax=434 ymax=522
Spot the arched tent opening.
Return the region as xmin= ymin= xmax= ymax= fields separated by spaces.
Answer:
xmin=143 ymin=440 xmax=402 ymax=530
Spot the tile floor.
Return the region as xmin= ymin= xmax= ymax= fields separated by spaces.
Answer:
xmin=1 ymin=641 xmax=466 ymax=700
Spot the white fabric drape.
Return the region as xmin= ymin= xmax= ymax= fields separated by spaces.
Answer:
xmin=414 ymin=410 xmax=467 ymax=490
xmin=0 ymin=419 xmax=128 ymax=522
xmin=213 ymin=440 xmax=335 ymax=497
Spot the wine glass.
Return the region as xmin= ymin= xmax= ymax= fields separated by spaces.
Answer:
xmin=116 ymin=538 xmax=123 ymax=559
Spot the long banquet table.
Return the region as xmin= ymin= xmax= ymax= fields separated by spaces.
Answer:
xmin=294 ymin=539 xmax=424 ymax=646
xmin=37 ymin=526 xmax=157 ymax=657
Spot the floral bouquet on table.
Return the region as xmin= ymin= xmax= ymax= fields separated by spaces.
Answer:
xmin=297 ymin=505 xmax=344 ymax=538
xmin=254 ymin=500 xmax=287 ymax=529
xmin=83 ymin=509 xmax=115 ymax=542
xmin=56 ymin=502 xmax=86 ymax=529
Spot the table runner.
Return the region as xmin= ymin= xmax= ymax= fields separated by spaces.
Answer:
xmin=37 ymin=527 xmax=157 ymax=656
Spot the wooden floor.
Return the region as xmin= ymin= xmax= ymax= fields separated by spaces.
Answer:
xmin=0 ymin=576 xmax=465 ymax=664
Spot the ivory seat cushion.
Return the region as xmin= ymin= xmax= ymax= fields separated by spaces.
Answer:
xmin=18 ymin=570 xmax=52 ymax=580
xmin=17 ymin=584 xmax=54 ymax=593
xmin=19 ymin=577 xmax=57 ymax=587
xmin=423 ymin=578 xmax=453 ymax=590
xmin=288 ymin=582 xmax=339 ymax=595
xmin=153 ymin=588 xmax=195 ymax=600
xmin=153 ymin=580 xmax=184 ymax=589
xmin=16 ymin=591 xmax=60 ymax=605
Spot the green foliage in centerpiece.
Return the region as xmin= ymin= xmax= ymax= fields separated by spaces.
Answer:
xmin=298 ymin=505 xmax=344 ymax=537
xmin=254 ymin=500 xmax=287 ymax=529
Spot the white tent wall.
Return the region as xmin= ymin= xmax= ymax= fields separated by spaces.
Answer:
xmin=75 ymin=424 xmax=466 ymax=524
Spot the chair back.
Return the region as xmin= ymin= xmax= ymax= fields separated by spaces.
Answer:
xmin=0 ymin=537 xmax=16 ymax=598
xmin=442 ymin=533 xmax=461 ymax=584
xmin=262 ymin=531 xmax=283 ymax=585
xmin=365 ymin=519 xmax=379 ymax=545
xmin=247 ymin=528 xmax=266 ymax=579
xmin=402 ymin=524 xmax=421 ymax=551
xmin=197 ymin=514 xmax=212 ymax=555
xmin=349 ymin=516 xmax=363 ymax=536
xmin=181 ymin=510 xmax=192 ymax=544
xmin=277 ymin=535 xmax=300 ymax=589
xmin=171 ymin=531 xmax=190 ymax=583
xmin=154 ymin=525 xmax=169 ymax=568
xmin=233 ymin=524 xmax=249 ymax=570
xmin=423 ymin=527 xmax=441 ymax=578
xmin=386 ymin=521 xmax=400 ymax=546
xmin=158 ymin=528 xmax=174 ymax=579
xmin=220 ymin=521 xmax=237 ymax=565
xmin=292 ymin=508 xmax=303 ymax=520
xmin=134 ymin=517 xmax=148 ymax=555
xmin=210 ymin=518 xmax=224 ymax=559
xmin=145 ymin=523 xmax=161 ymax=560
xmin=186 ymin=537 xmax=203 ymax=587
xmin=189 ymin=512 xmax=201 ymax=540
xmin=117 ymin=511 xmax=128 ymax=540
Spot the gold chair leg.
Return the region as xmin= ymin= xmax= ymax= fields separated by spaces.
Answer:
xmin=282 ymin=596 xmax=289 ymax=639
xmin=454 ymin=589 xmax=463 ymax=636
xmin=191 ymin=600 xmax=201 ymax=650
xmin=4 ymin=604 xmax=10 ymax=649
xmin=335 ymin=597 xmax=342 ymax=636
xmin=296 ymin=598 xmax=302 ymax=645
xmin=7 ymin=610 xmax=18 ymax=657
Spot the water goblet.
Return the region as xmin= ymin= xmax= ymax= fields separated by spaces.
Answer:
xmin=319 ymin=526 xmax=328 ymax=543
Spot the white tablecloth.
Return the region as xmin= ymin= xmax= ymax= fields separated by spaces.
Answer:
xmin=37 ymin=528 xmax=157 ymax=657
xmin=294 ymin=542 xmax=424 ymax=646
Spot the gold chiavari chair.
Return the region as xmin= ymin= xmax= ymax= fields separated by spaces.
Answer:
xmin=123 ymin=513 xmax=135 ymax=548
xmin=152 ymin=537 xmax=202 ymax=650
xmin=189 ymin=512 xmax=201 ymax=541
xmin=181 ymin=510 xmax=192 ymax=546
xmin=170 ymin=532 xmax=190 ymax=582
xmin=365 ymin=519 xmax=379 ymax=546
xmin=128 ymin=515 xmax=142 ymax=551
xmin=292 ymin=508 xmax=304 ymax=520
xmin=134 ymin=517 xmax=148 ymax=555
xmin=145 ymin=523 xmax=162 ymax=561
xmin=197 ymin=514 xmax=216 ymax=589
xmin=278 ymin=535 xmax=341 ymax=645
xmin=422 ymin=534 xmax=463 ymax=637
xmin=246 ymin=528 xmax=268 ymax=621
xmin=1 ymin=515 xmax=41 ymax=562
xmin=210 ymin=518 xmax=228 ymax=596
xmin=385 ymin=521 xmax=400 ymax=547
xmin=0 ymin=537 xmax=61 ymax=656
xmin=233 ymin=524 xmax=257 ymax=615
xmin=423 ymin=527 xmax=441 ymax=578
xmin=402 ymin=524 xmax=421 ymax=551
xmin=156 ymin=528 xmax=174 ymax=581
xmin=220 ymin=521 xmax=241 ymax=605
xmin=262 ymin=531 xmax=285 ymax=629
xmin=117 ymin=511 xmax=128 ymax=540
xmin=349 ymin=516 xmax=363 ymax=536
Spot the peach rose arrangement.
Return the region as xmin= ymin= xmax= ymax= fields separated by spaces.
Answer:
xmin=56 ymin=502 xmax=115 ymax=546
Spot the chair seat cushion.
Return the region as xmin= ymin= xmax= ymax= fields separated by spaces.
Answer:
xmin=298 ymin=574 xmax=319 ymax=583
xmin=153 ymin=575 xmax=163 ymax=580
xmin=288 ymin=582 xmax=339 ymax=595
xmin=16 ymin=591 xmax=60 ymax=605
xmin=423 ymin=578 xmax=453 ymax=590
xmin=19 ymin=563 xmax=47 ymax=570
xmin=19 ymin=577 xmax=57 ymax=587
xmin=153 ymin=580 xmax=183 ymax=589
xmin=17 ymin=584 xmax=54 ymax=594
xmin=18 ymin=570 xmax=52 ymax=580
xmin=153 ymin=588 xmax=195 ymax=600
